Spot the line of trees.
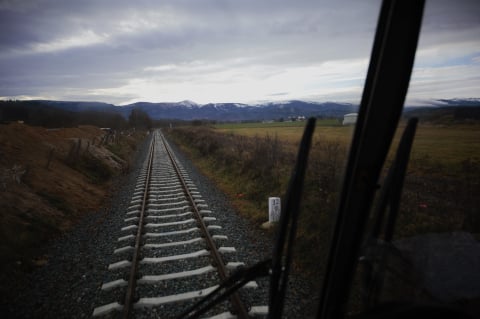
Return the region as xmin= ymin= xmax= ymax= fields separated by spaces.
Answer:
xmin=128 ymin=108 xmax=152 ymax=129
xmin=0 ymin=101 xmax=154 ymax=130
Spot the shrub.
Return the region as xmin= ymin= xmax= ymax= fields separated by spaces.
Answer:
xmin=167 ymin=126 xmax=348 ymax=275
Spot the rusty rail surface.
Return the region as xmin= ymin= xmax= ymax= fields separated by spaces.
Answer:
xmin=122 ymin=134 xmax=155 ymax=319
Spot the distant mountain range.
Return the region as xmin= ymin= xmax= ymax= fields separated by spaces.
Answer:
xmin=121 ymin=100 xmax=359 ymax=121
xmin=24 ymin=98 xmax=480 ymax=122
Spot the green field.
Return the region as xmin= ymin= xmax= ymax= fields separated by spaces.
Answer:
xmin=215 ymin=118 xmax=341 ymax=129
xmin=215 ymin=121 xmax=480 ymax=165
xmin=410 ymin=125 xmax=480 ymax=163
xmin=215 ymin=120 xmax=355 ymax=152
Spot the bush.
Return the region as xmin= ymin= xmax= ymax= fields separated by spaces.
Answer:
xmin=167 ymin=126 xmax=348 ymax=276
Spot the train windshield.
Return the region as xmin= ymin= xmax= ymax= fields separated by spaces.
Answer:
xmin=342 ymin=0 xmax=480 ymax=316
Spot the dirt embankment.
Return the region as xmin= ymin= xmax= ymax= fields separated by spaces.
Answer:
xmin=0 ymin=123 xmax=139 ymax=269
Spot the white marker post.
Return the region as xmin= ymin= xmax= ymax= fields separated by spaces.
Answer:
xmin=268 ymin=197 xmax=281 ymax=223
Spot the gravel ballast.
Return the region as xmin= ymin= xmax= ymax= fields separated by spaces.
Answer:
xmin=1 ymin=131 xmax=315 ymax=318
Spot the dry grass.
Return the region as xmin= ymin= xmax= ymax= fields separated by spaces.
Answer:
xmin=0 ymin=123 xmax=144 ymax=269
xmin=167 ymin=122 xmax=480 ymax=278
xmin=168 ymin=121 xmax=479 ymax=318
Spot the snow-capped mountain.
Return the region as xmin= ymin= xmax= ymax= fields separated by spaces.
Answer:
xmin=117 ymin=100 xmax=358 ymax=121
xmin=23 ymin=98 xmax=479 ymax=122
xmin=177 ymin=100 xmax=199 ymax=108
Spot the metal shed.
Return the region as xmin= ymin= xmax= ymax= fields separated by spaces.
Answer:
xmin=343 ymin=113 xmax=358 ymax=125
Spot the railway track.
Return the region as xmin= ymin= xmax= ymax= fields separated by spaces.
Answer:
xmin=93 ymin=131 xmax=268 ymax=318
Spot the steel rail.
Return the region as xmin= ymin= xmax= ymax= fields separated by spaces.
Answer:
xmin=160 ymin=134 xmax=250 ymax=319
xmin=122 ymin=133 xmax=156 ymax=319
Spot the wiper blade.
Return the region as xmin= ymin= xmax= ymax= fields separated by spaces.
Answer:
xmin=269 ymin=117 xmax=316 ymax=319
xmin=176 ymin=259 xmax=271 ymax=319
xmin=364 ymin=117 xmax=418 ymax=307
xmin=370 ymin=118 xmax=418 ymax=243
xmin=316 ymin=1 xmax=425 ymax=318
xmin=175 ymin=117 xmax=316 ymax=319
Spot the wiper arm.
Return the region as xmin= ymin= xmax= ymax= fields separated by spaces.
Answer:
xmin=370 ymin=118 xmax=418 ymax=243
xmin=364 ymin=117 xmax=418 ymax=307
xmin=176 ymin=117 xmax=316 ymax=319
xmin=316 ymin=1 xmax=425 ymax=318
xmin=175 ymin=259 xmax=271 ymax=319
xmin=268 ymin=117 xmax=316 ymax=319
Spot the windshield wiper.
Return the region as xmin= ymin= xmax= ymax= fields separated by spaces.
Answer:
xmin=176 ymin=117 xmax=316 ymax=319
xmin=268 ymin=117 xmax=316 ymax=318
xmin=316 ymin=1 xmax=425 ymax=318
xmin=363 ymin=117 xmax=419 ymax=307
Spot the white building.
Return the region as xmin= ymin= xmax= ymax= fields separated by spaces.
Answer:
xmin=343 ymin=113 xmax=358 ymax=125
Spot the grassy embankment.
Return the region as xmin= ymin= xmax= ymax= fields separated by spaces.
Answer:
xmin=166 ymin=120 xmax=480 ymax=277
xmin=0 ymin=123 xmax=147 ymax=271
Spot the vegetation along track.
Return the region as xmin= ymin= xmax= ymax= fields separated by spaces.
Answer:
xmin=93 ymin=130 xmax=267 ymax=318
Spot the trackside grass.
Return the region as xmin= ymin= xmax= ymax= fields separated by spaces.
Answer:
xmin=166 ymin=121 xmax=480 ymax=283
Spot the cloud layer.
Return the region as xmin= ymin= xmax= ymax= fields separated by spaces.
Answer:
xmin=1 ymin=0 xmax=479 ymax=104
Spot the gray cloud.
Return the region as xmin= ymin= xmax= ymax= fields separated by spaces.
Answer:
xmin=0 ymin=0 xmax=478 ymax=103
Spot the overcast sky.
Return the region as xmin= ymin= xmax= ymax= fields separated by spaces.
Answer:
xmin=0 ymin=0 xmax=479 ymax=105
